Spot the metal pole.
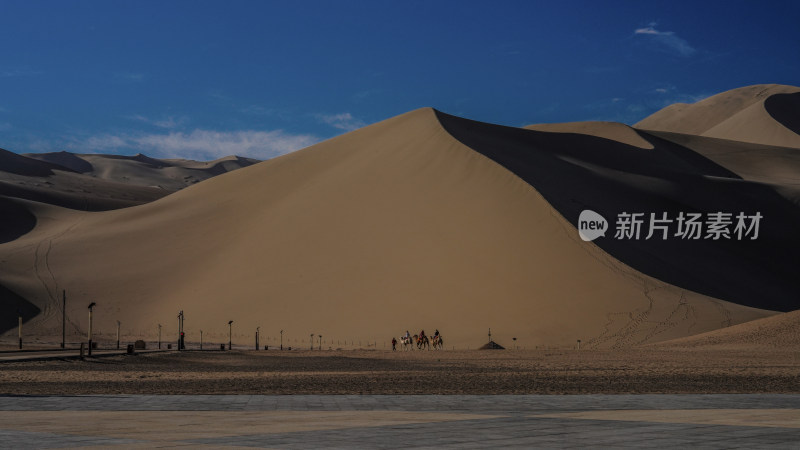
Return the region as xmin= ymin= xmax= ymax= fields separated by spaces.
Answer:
xmin=256 ymin=327 xmax=260 ymax=351
xmin=280 ymin=329 xmax=283 ymax=351
xmin=116 ymin=320 xmax=121 ymax=350
xmin=87 ymin=302 xmax=95 ymax=356
xmin=318 ymin=335 xmax=322 ymax=351
xmin=310 ymin=334 xmax=314 ymax=350
xmin=228 ymin=320 xmax=233 ymax=350
xmin=158 ymin=324 xmax=161 ymax=349
xmin=61 ymin=290 xmax=66 ymax=349
xmin=200 ymin=330 xmax=203 ymax=350
xmin=180 ymin=312 xmax=185 ymax=350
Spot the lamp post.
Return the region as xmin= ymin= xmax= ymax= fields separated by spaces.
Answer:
xmin=87 ymin=302 xmax=96 ymax=356
xmin=158 ymin=324 xmax=162 ymax=349
xmin=17 ymin=308 xmax=22 ymax=350
xmin=177 ymin=310 xmax=185 ymax=350
xmin=61 ymin=290 xmax=66 ymax=349
xmin=310 ymin=334 xmax=314 ymax=350
xmin=280 ymin=329 xmax=284 ymax=351
xmin=255 ymin=326 xmax=260 ymax=351
xmin=116 ymin=320 xmax=121 ymax=350
xmin=228 ymin=320 xmax=233 ymax=350
xmin=200 ymin=330 xmax=203 ymax=350
xmin=318 ymin=335 xmax=322 ymax=351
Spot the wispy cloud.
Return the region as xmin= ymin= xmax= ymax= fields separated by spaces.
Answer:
xmin=0 ymin=67 xmax=43 ymax=77
xmin=127 ymin=114 xmax=186 ymax=129
xmin=64 ymin=129 xmax=319 ymax=160
xmin=315 ymin=112 xmax=366 ymax=132
xmin=114 ymin=72 xmax=145 ymax=83
xmin=634 ymin=23 xmax=696 ymax=57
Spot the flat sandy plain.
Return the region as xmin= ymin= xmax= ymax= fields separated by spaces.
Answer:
xmin=2 ymin=347 xmax=798 ymax=395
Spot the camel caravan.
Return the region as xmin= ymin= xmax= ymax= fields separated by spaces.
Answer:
xmin=394 ymin=330 xmax=443 ymax=351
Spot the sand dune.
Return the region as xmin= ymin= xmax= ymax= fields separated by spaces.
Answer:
xmin=0 ymin=107 xmax=787 ymax=349
xmin=636 ymin=84 xmax=800 ymax=148
xmin=440 ymin=112 xmax=800 ymax=312
xmin=525 ymin=121 xmax=654 ymax=149
xmin=24 ymin=151 xmax=260 ymax=191
xmin=654 ymin=310 xmax=800 ymax=349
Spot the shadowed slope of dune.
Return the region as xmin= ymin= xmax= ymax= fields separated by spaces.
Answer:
xmin=0 ymin=197 xmax=36 ymax=244
xmin=765 ymin=92 xmax=800 ymax=136
xmin=525 ymin=121 xmax=654 ymax=149
xmin=437 ymin=111 xmax=800 ymax=312
xmin=635 ymin=84 xmax=800 ymax=148
xmin=0 ymin=109 xmax=775 ymax=346
xmin=642 ymin=132 xmax=800 ymax=185
xmin=0 ymin=148 xmax=72 ymax=177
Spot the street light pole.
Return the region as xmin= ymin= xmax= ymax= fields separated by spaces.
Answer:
xmin=310 ymin=334 xmax=314 ymax=350
xmin=158 ymin=324 xmax=162 ymax=349
xmin=280 ymin=329 xmax=283 ymax=351
xmin=61 ymin=290 xmax=66 ymax=349
xmin=87 ymin=302 xmax=96 ymax=356
xmin=17 ymin=309 xmax=22 ymax=350
xmin=256 ymin=326 xmax=260 ymax=351
xmin=116 ymin=320 xmax=121 ymax=350
xmin=200 ymin=330 xmax=203 ymax=350
xmin=228 ymin=320 xmax=233 ymax=350
xmin=177 ymin=310 xmax=185 ymax=350
xmin=318 ymin=335 xmax=322 ymax=351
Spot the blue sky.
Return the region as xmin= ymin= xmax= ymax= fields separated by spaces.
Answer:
xmin=1 ymin=1 xmax=798 ymax=160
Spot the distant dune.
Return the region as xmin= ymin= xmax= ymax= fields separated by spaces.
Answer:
xmin=636 ymin=84 xmax=800 ymax=148
xmin=0 ymin=150 xmax=259 ymax=239
xmin=23 ymin=151 xmax=260 ymax=192
xmin=653 ymin=310 xmax=800 ymax=349
xmin=3 ymin=96 xmax=798 ymax=349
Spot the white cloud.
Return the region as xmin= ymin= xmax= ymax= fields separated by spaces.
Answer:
xmin=634 ymin=24 xmax=696 ymax=57
xmin=127 ymin=114 xmax=185 ymax=129
xmin=114 ymin=72 xmax=145 ymax=83
xmin=0 ymin=67 xmax=43 ymax=77
xmin=315 ymin=112 xmax=366 ymax=132
xmin=64 ymin=129 xmax=319 ymax=160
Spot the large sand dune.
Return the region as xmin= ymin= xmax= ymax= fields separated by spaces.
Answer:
xmin=636 ymin=84 xmax=800 ymax=148
xmin=2 ymin=107 xmax=790 ymax=349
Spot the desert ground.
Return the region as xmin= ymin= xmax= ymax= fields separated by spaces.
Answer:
xmin=1 ymin=346 xmax=798 ymax=395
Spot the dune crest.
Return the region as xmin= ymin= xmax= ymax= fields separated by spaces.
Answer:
xmin=525 ymin=121 xmax=654 ymax=149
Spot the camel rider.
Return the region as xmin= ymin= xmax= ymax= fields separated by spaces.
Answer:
xmin=404 ymin=330 xmax=410 ymax=340
xmin=420 ymin=330 xmax=426 ymax=339
xmin=434 ymin=329 xmax=440 ymax=340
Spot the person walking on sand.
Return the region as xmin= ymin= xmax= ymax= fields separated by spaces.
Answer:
xmin=391 ymin=337 xmax=397 ymax=351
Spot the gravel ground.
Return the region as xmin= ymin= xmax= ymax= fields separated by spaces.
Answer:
xmin=1 ymin=348 xmax=798 ymax=395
